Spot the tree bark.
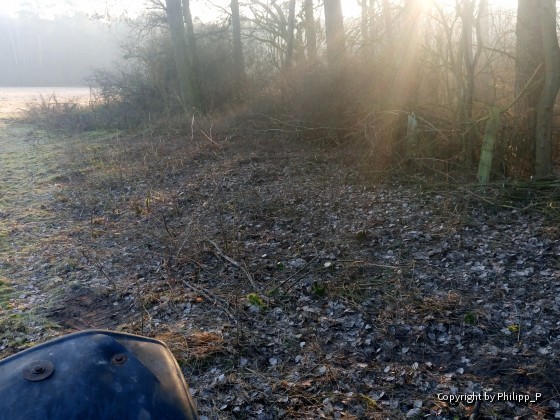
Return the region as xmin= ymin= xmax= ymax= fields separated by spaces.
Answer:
xmin=166 ymin=0 xmax=200 ymax=109
xmin=535 ymin=0 xmax=560 ymax=177
xmin=475 ymin=0 xmax=494 ymax=104
xmin=181 ymin=0 xmax=201 ymax=109
xmin=477 ymin=107 xmax=501 ymax=184
xmin=323 ymin=0 xmax=346 ymax=69
xmin=304 ymin=0 xmax=318 ymax=63
xmin=285 ymin=0 xmax=296 ymax=69
xmin=231 ymin=0 xmax=244 ymax=83
xmin=457 ymin=0 xmax=479 ymax=166
xmin=459 ymin=0 xmax=475 ymax=123
xmin=182 ymin=0 xmax=196 ymax=64
xmin=515 ymin=0 xmax=544 ymax=154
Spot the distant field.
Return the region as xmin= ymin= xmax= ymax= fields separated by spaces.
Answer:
xmin=0 ymin=87 xmax=92 ymax=119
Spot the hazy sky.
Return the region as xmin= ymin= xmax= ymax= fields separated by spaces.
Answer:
xmin=0 ymin=0 xmax=518 ymax=22
xmin=1 ymin=0 xmax=151 ymax=19
xmin=0 ymin=1 xmax=272 ymax=20
xmin=1 ymin=0 xmax=366 ymax=21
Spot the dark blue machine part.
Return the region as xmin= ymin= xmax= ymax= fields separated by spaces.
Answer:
xmin=0 ymin=330 xmax=198 ymax=419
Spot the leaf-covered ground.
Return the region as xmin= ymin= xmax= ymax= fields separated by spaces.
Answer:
xmin=0 ymin=118 xmax=559 ymax=419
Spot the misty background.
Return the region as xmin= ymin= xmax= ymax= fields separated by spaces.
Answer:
xmin=0 ymin=12 xmax=125 ymax=86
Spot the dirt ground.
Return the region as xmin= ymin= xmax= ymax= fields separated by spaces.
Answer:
xmin=0 ymin=107 xmax=559 ymax=418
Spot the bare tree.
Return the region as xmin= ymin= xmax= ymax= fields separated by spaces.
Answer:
xmin=231 ymin=0 xmax=244 ymax=83
xmin=475 ymin=0 xmax=494 ymax=104
xmin=458 ymin=0 xmax=476 ymax=122
xmin=303 ymin=0 xmax=318 ymax=63
xmin=515 ymin=0 xmax=544 ymax=171
xmin=456 ymin=0 xmax=486 ymax=165
xmin=390 ymin=0 xmax=422 ymax=109
xmin=381 ymin=0 xmax=393 ymax=48
xmin=285 ymin=0 xmax=296 ymax=68
xmin=361 ymin=0 xmax=369 ymax=46
xmin=182 ymin=0 xmax=196 ymax=64
xmin=535 ymin=0 xmax=560 ymax=177
xmin=165 ymin=0 xmax=200 ymax=109
xmin=246 ymin=1 xmax=291 ymax=69
xmin=323 ymin=0 xmax=346 ymax=69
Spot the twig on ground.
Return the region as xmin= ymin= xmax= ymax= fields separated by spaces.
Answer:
xmin=80 ymin=248 xmax=117 ymax=292
xmin=271 ymin=250 xmax=324 ymax=293
xmin=182 ymin=279 xmax=238 ymax=323
xmin=207 ymin=239 xmax=260 ymax=293
xmin=469 ymin=400 xmax=482 ymax=420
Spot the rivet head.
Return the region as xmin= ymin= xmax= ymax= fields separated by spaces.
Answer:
xmin=32 ymin=365 xmax=45 ymax=374
xmin=23 ymin=360 xmax=54 ymax=382
xmin=111 ymin=353 xmax=127 ymax=365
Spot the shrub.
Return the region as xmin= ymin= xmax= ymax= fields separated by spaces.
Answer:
xmin=24 ymin=93 xmax=97 ymax=132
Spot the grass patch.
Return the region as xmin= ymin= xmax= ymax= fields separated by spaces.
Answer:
xmin=0 ymin=279 xmax=14 ymax=309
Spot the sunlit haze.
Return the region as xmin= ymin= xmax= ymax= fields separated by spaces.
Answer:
xmin=3 ymin=1 xmax=236 ymax=20
xmin=429 ymin=0 xmax=516 ymax=9
xmin=0 ymin=0 xmax=519 ymax=22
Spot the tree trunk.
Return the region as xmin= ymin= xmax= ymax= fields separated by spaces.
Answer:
xmin=285 ymin=0 xmax=296 ymax=69
xmin=304 ymin=0 xmax=318 ymax=63
xmin=323 ymin=0 xmax=345 ymax=69
xmin=231 ymin=0 xmax=244 ymax=83
xmin=457 ymin=0 xmax=478 ymax=166
xmin=181 ymin=0 xmax=201 ymax=108
xmin=515 ymin=0 xmax=544 ymax=173
xmin=535 ymin=0 xmax=560 ymax=177
xmin=166 ymin=0 xmax=200 ymax=109
xmin=459 ymin=0 xmax=475 ymax=123
xmin=516 ymin=0 xmax=544 ymax=111
xmin=475 ymin=0 xmax=494 ymax=104
xmin=182 ymin=0 xmax=196 ymax=64
xmin=381 ymin=0 xmax=393 ymax=48
xmin=477 ymin=107 xmax=501 ymax=184
xmin=390 ymin=0 xmax=421 ymax=110
xmin=361 ymin=0 xmax=368 ymax=47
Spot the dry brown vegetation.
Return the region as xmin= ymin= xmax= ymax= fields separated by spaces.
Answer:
xmin=1 ymin=106 xmax=559 ymax=417
xmin=2 ymin=0 xmax=560 ymax=418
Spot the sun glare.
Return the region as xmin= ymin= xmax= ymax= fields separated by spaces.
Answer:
xmin=429 ymin=0 xmax=517 ymax=9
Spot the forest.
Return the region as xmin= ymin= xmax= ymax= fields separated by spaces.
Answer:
xmin=0 ymin=0 xmax=559 ymax=418
xmin=81 ymin=0 xmax=559 ymax=181
xmin=0 ymin=12 xmax=123 ymax=86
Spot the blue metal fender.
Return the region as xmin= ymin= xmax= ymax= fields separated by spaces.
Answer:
xmin=0 ymin=330 xmax=198 ymax=419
